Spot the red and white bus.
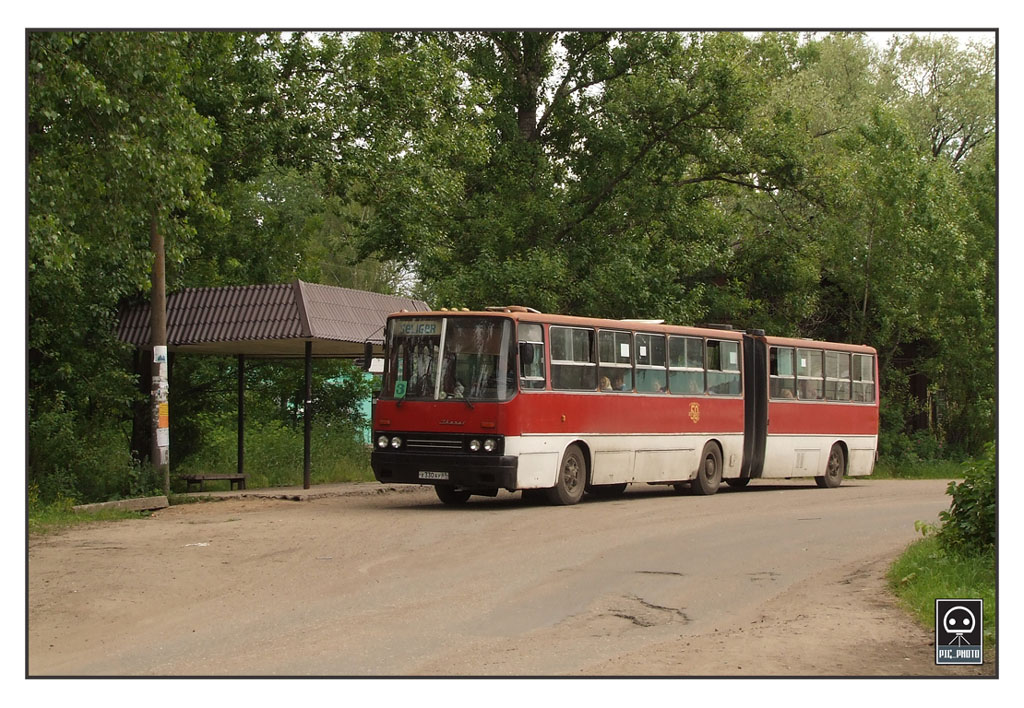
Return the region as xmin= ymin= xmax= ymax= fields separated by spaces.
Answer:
xmin=370 ymin=307 xmax=879 ymax=505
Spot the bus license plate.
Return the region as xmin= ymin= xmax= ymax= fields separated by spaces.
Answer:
xmin=419 ymin=471 xmax=449 ymax=481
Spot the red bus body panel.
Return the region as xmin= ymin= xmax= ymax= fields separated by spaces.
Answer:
xmin=767 ymin=401 xmax=878 ymax=436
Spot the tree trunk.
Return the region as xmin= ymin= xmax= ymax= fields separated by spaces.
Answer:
xmin=514 ymin=33 xmax=552 ymax=142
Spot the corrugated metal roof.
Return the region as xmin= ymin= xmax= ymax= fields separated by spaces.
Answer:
xmin=118 ymin=280 xmax=428 ymax=357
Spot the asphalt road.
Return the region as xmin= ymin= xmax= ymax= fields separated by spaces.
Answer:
xmin=28 ymin=478 xmax=967 ymax=676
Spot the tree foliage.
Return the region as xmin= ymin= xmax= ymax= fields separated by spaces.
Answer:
xmin=27 ymin=31 xmax=996 ymax=502
xmin=29 ymin=32 xmax=221 ymax=500
xmin=27 ymin=31 xmax=393 ymax=501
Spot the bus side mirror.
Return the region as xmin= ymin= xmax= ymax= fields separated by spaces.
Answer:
xmin=363 ymin=341 xmax=373 ymax=371
xmin=519 ymin=342 xmax=534 ymax=367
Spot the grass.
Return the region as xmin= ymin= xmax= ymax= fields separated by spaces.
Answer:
xmin=28 ymin=498 xmax=150 ymax=536
xmin=872 ymin=458 xmax=967 ymax=479
xmin=29 ymin=492 xmax=234 ymax=536
xmin=888 ymin=535 xmax=996 ymax=660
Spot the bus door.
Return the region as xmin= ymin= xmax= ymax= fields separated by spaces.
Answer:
xmin=741 ymin=332 xmax=768 ymax=478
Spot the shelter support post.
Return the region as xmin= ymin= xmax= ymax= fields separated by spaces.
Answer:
xmin=304 ymin=341 xmax=312 ymax=489
xmin=237 ymin=354 xmax=245 ymax=478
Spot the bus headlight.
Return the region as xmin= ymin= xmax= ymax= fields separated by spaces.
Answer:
xmin=377 ymin=435 xmax=389 ymax=449
xmin=483 ymin=438 xmax=496 ymax=452
xmin=390 ymin=436 xmax=402 ymax=449
xmin=469 ymin=439 xmax=481 ymax=452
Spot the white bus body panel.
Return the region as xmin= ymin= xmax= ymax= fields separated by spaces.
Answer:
xmin=507 ymin=433 xmax=744 ymax=489
xmin=761 ymin=434 xmax=878 ymax=478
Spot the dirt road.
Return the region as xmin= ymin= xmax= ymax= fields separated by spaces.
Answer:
xmin=27 ymin=478 xmax=994 ymax=676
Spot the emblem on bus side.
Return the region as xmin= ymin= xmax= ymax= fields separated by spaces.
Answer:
xmin=689 ymin=402 xmax=700 ymax=424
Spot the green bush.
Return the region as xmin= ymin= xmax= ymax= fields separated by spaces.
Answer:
xmin=880 ymin=429 xmax=950 ymax=464
xmin=28 ymin=399 xmax=143 ymax=504
xmin=936 ymin=442 xmax=995 ymax=556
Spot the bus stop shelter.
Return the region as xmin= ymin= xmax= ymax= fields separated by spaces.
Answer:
xmin=118 ymin=279 xmax=428 ymax=489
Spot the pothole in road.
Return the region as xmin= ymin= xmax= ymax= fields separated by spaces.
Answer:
xmin=604 ymin=594 xmax=692 ymax=628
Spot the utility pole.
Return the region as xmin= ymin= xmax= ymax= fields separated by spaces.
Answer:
xmin=150 ymin=211 xmax=170 ymax=496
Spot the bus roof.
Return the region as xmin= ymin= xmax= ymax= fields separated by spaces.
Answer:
xmin=762 ymin=335 xmax=876 ymax=355
xmin=388 ymin=309 xmax=742 ymax=341
xmin=386 ymin=309 xmax=876 ymax=352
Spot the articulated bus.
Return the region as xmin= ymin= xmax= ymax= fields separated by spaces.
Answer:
xmin=370 ymin=307 xmax=879 ymax=505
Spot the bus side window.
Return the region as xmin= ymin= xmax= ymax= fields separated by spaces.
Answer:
xmin=598 ymin=330 xmax=633 ymax=392
xmin=550 ymin=326 xmax=597 ymax=390
xmin=852 ymin=354 xmax=876 ymax=402
xmin=825 ymin=351 xmax=851 ymax=400
xmin=635 ymin=333 xmax=667 ymax=393
xmin=797 ymin=349 xmax=824 ymax=400
xmin=518 ymin=323 xmax=546 ymax=390
xmin=707 ymin=339 xmax=741 ymax=395
xmin=668 ymin=336 xmax=704 ymax=394
xmin=770 ymin=347 xmax=796 ymax=399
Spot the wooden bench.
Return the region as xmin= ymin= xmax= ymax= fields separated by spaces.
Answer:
xmin=180 ymin=474 xmax=248 ymax=493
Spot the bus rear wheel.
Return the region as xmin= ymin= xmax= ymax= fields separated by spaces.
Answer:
xmin=690 ymin=442 xmax=723 ymax=496
xmin=435 ymin=485 xmax=471 ymax=505
xmin=725 ymin=477 xmax=750 ymax=489
xmin=547 ymin=444 xmax=586 ymax=506
xmin=816 ymin=445 xmax=845 ymax=488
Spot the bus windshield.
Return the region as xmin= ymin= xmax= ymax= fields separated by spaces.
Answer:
xmin=383 ymin=317 xmax=516 ymax=402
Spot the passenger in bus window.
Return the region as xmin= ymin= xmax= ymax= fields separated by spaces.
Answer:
xmin=612 ymin=373 xmax=625 ymax=391
xmin=601 ymin=376 xmax=613 ymax=391
xmin=799 ymin=379 xmax=823 ymax=400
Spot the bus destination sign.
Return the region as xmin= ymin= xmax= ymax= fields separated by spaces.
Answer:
xmin=395 ymin=319 xmax=441 ymax=336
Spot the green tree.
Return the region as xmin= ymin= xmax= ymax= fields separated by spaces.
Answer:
xmin=720 ymin=33 xmax=994 ymax=456
xmin=143 ymin=33 xmax=397 ymax=480
xmin=712 ymin=33 xmax=882 ymax=334
xmin=326 ymin=32 xmax=814 ymax=322
xmin=877 ymin=34 xmax=996 ymax=453
xmin=879 ymin=35 xmax=995 ymax=169
xmin=29 ymin=32 xmax=220 ymax=500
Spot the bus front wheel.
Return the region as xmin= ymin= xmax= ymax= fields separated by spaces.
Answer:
xmin=816 ymin=444 xmax=845 ymax=488
xmin=690 ymin=442 xmax=723 ymax=496
xmin=547 ymin=444 xmax=587 ymax=506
